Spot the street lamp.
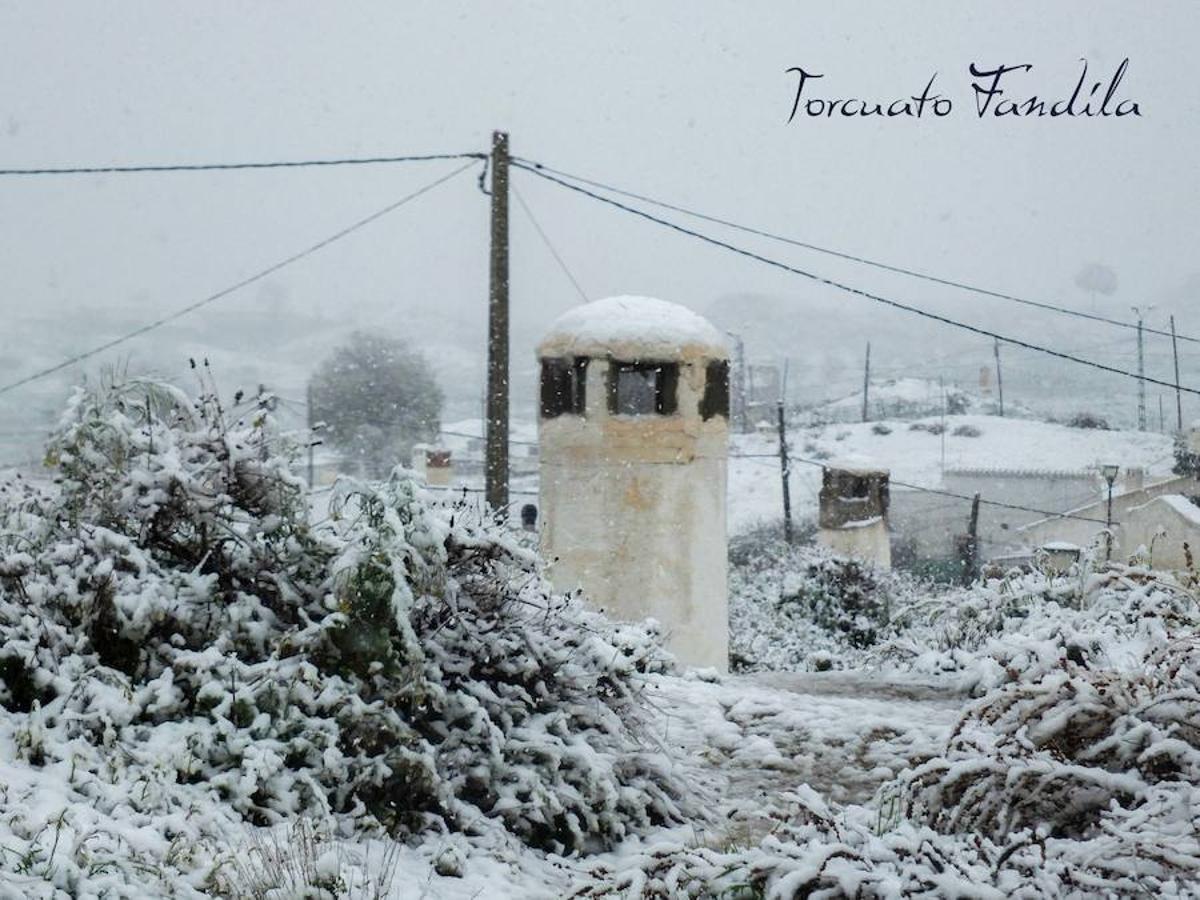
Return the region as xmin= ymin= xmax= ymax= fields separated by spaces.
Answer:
xmin=1102 ymin=464 xmax=1120 ymax=562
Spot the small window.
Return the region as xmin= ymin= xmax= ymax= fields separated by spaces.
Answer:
xmin=847 ymin=476 xmax=870 ymax=499
xmin=608 ymin=361 xmax=679 ymax=416
xmin=700 ymin=359 xmax=730 ymax=420
xmin=540 ymin=357 xmax=587 ymax=419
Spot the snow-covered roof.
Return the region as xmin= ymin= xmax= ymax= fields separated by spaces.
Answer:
xmin=1152 ymin=493 xmax=1200 ymax=525
xmin=1041 ymin=541 xmax=1082 ymax=552
xmin=945 ymin=466 xmax=1097 ymax=480
xmin=823 ymin=461 xmax=890 ymax=477
xmin=538 ymin=295 xmax=728 ymax=361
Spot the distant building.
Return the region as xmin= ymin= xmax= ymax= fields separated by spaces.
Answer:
xmin=1012 ymin=468 xmax=1200 ymax=565
xmin=410 ymin=444 xmax=453 ymax=486
xmin=435 ymin=420 xmax=539 ymax=479
xmin=890 ymin=467 xmax=1103 ymax=570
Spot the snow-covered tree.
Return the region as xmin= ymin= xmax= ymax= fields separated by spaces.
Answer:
xmin=309 ymin=331 xmax=443 ymax=478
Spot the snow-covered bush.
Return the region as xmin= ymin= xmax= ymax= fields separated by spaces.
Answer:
xmin=729 ymin=532 xmax=928 ymax=671
xmin=783 ymin=555 xmax=895 ymax=649
xmin=572 ymin=778 xmax=1199 ymax=897
xmin=0 ymin=374 xmax=691 ymax=895
xmin=904 ymin=636 xmax=1200 ymax=840
xmin=1066 ymin=411 xmax=1111 ymax=430
xmin=876 ymin=564 xmax=1200 ymax=693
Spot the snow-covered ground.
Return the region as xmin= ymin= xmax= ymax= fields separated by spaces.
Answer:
xmin=307 ymin=669 xmax=968 ymax=898
xmin=5 ymin=384 xmax=1196 ymax=898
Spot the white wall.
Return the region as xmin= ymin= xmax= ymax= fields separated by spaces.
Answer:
xmin=1122 ymin=495 xmax=1200 ymax=571
xmin=1012 ymin=473 xmax=1200 ymax=560
xmin=539 ymin=355 xmax=729 ymax=670
xmin=818 ymin=521 xmax=891 ymax=568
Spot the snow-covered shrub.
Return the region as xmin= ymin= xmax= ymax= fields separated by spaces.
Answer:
xmin=783 ymin=556 xmax=895 ymax=649
xmin=572 ymin=780 xmax=1199 ymax=898
xmin=875 ymin=565 xmax=1200 ymax=693
xmin=903 ymin=637 xmax=1200 ymax=841
xmin=802 ymin=441 xmax=831 ymax=460
xmin=907 ymin=421 xmax=945 ymax=435
xmin=1066 ymin=411 xmax=1111 ymax=430
xmin=729 ymin=533 xmax=929 ymax=671
xmin=0 ymin=374 xmax=691 ymax=895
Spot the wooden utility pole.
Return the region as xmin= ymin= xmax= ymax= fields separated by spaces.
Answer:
xmin=485 ymin=130 xmax=510 ymax=512
xmin=939 ymin=375 xmax=947 ymax=476
xmin=1133 ymin=306 xmax=1148 ymax=431
xmin=306 ymin=383 xmax=315 ymax=488
xmin=993 ymin=338 xmax=1004 ymax=417
xmin=964 ymin=491 xmax=981 ymax=584
xmin=861 ymin=341 xmax=871 ymax=423
xmin=777 ymin=400 xmax=793 ymax=542
xmin=1171 ymin=315 xmax=1183 ymax=431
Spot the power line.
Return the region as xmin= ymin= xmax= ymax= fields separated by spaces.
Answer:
xmin=0 ymin=151 xmax=484 ymax=177
xmin=421 ymin=483 xmax=539 ymax=497
xmin=740 ymin=443 xmax=1111 ymax=522
xmin=439 ymin=428 xmax=537 ymax=446
xmin=514 ymin=157 xmax=1200 ymax=346
xmin=0 ymin=159 xmax=481 ymax=397
xmin=888 ymin=478 xmax=1110 ymax=524
xmin=779 ymin=452 xmax=1111 ymax=524
xmin=512 ymin=183 xmax=589 ymax=303
xmin=514 ymin=160 xmax=1200 ymax=397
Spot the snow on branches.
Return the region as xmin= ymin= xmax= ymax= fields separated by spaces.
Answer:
xmin=0 ymin=374 xmax=690 ymax=895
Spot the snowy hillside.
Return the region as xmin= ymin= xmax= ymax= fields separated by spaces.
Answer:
xmin=728 ymin=413 xmax=1176 ymax=533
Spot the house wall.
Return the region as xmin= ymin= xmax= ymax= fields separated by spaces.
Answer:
xmin=943 ymin=469 xmax=1098 ymax=519
xmin=1013 ymin=473 xmax=1200 ymax=559
xmin=1121 ymin=495 xmax=1200 ymax=571
xmin=889 ymin=469 xmax=1097 ymax=563
xmin=889 ymin=489 xmax=973 ymax=560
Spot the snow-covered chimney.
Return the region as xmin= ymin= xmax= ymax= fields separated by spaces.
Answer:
xmin=817 ymin=465 xmax=892 ymax=568
xmin=537 ymin=295 xmax=730 ymax=671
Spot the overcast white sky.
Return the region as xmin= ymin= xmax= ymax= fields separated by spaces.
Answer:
xmin=0 ymin=1 xmax=1197 ymax=426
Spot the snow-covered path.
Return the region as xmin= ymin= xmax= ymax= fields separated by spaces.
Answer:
xmin=641 ymin=671 xmax=965 ymax=845
xmin=392 ymin=670 xmax=969 ymax=898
